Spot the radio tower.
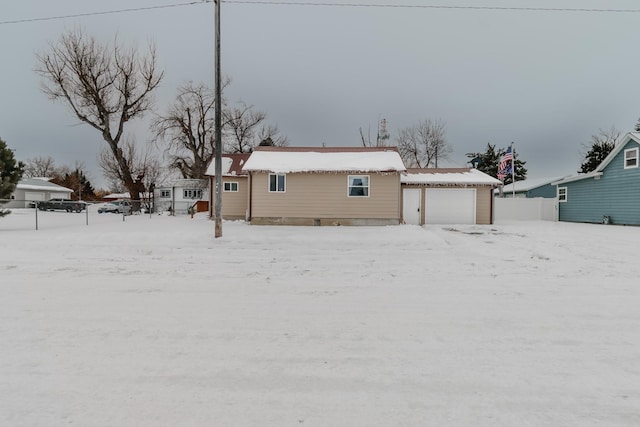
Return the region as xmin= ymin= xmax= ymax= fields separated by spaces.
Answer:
xmin=377 ymin=117 xmax=390 ymax=146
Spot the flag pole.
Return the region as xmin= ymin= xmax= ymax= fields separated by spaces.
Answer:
xmin=511 ymin=142 xmax=515 ymax=198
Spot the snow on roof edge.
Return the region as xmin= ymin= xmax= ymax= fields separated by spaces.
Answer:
xmin=242 ymin=150 xmax=406 ymax=173
xmin=401 ymin=168 xmax=501 ymax=185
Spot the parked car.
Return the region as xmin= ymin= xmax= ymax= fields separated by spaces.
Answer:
xmin=37 ymin=198 xmax=86 ymax=213
xmin=98 ymin=200 xmax=132 ymax=214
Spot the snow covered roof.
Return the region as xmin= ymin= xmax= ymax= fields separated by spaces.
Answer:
xmin=401 ymin=168 xmax=502 ymax=186
xmin=16 ymin=178 xmax=72 ymax=193
xmin=154 ymin=178 xmax=208 ymax=190
xmin=168 ymin=179 xmax=208 ymax=188
xmin=205 ymin=153 xmax=251 ymax=177
xmin=104 ymin=192 xmax=130 ymax=200
xmin=499 ymin=176 xmax=569 ymax=193
xmin=242 ymin=147 xmax=406 ymax=173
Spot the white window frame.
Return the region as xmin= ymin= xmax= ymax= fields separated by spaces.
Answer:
xmin=224 ymin=181 xmax=239 ymax=192
xmin=268 ymin=174 xmax=286 ymax=193
xmin=558 ymin=186 xmax=567 ymax=202
xmin=348 ymin=175 xmax=370 ymax=198
xmin=160 ymin=190 xmax=171 ymax=198
xmin=624 ymin=147 xmax=639 ymax=169
xmin=183 ymin=189 xmax=203 ymax=199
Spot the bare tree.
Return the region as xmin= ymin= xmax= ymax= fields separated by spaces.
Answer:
xmin=152 ymin=81 xmax=227 ymax=179
xmin=223 ymin=102 xmax=287 ymax=153
xmin=23 ymin=156 xmax=58 ymax=178
xmin=590 ymin=125 xmax=621 ymax=147
xmin=396 ymin=119 xmax=451 ymax=168
xmin=35 ymin=28 xmax=164 ymax=204
xmin=257 ymin=124 xmax=288 ymax=147
xmin=99 ymin=136 xmax=166 ymax=209
xmin=223 ymin=103 xmax=266 ymax=153
xmin=153 ymin=82 xmax=287 ymax=176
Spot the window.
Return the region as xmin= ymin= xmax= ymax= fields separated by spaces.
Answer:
xmin=269 ymin=174 xmax=286 ymax=192
xmin=624 ymin=148 xmax=638 ymax=169
xmin=224 ymin=182 xmax=239 ymax=192
xmin=183 ymin=189 xmax=203 ymax=199
xmin=160 ymin=190 xmax=171 ymax=198
xmin=348 ymin=175 xmax=370 ymax=197
xmin=558 ymin=187 xmax=567 ymax=202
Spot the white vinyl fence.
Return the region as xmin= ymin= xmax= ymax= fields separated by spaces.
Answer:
xmin=494 ymin=197 xmax=558 ymax=222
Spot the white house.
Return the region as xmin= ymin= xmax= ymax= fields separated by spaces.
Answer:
xmin=153 ymin=179 xmax=208 ymax=215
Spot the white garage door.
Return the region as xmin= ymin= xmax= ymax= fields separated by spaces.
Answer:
xmin=425 ymin=188 xmax=476 ymax=224
xmin=25 ymin=192 xmax=45 ymax=201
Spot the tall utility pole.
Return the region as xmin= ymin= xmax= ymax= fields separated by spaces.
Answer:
xmin=214 ymin=0 xmax=223 ymax=238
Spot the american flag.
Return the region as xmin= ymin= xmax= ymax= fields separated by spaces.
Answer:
xmin=497 ymin=146 xmax=513 ymax=180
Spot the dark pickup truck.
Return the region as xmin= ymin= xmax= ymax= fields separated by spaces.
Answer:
xmin=38 ymin=198 xmax=86 ymax=213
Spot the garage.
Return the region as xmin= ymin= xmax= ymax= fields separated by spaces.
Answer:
xmin=5 ymin=178 xmax=73 ymax=209
xmin=401 ymin=168 xmax=501 ymax=225
xmin=425 ymin=188 xmax=476 ymax=224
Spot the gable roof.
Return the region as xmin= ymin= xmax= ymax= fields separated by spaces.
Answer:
xmin=242 ymin=146 xmax=406 ymax=173
xmin=17 ymin=178 xmax=73 ymax=193
xmin=553 ymin=132 xmax=640 ymax=185
xmin=499 ymin=176 xmax=569 ymax=193
xmin=402 ymin=168 xmax=502 ymax=186
xmin=205 ymin=153 xmax=251 ymax=177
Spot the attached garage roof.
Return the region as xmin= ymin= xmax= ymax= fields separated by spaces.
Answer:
xmin=242 ymin=147 xmax=406 ymax=173
xmin=17 ymin=178 xmax=72 ymax=193
xmin=402 ymin=168 xmax=501 ymax=186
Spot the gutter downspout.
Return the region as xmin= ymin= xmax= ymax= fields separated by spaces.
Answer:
xmin=247 ymin=172 xmax=252 ymax=222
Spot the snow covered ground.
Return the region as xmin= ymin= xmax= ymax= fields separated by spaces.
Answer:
xmin=1 ymin=207 xmax=639 ymax=426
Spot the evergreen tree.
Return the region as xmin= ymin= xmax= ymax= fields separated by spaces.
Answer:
xmin=466 ymin=143 xmax=527 ymax=186
xmin=51 ymin=167 xmax=96 ymax=201
xmin=580 ymin=141 xmax=615 ymax=173
xmin=258 ymin=137 xmax=275 ymax=147
xmin=579 ymin=127 xmax=620 ymax=173
xmin=0 ymin=137 xmax=25 ymax=217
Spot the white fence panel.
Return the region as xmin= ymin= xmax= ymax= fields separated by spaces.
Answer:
xmin=494 ymin=197 xmax=558 ymax=222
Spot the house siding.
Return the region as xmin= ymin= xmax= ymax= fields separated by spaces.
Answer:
xmin=475 ymin=187 xmax=493 ymax=224
xmin=527 ymin=183 xmax=557 ymax=198
xmin=250 ymin=172 xmax=401 ymax=225
xmin=155 ymin=179 xmax=208 ymax=215
xmin=210 ymin=176 xmax=249 ymax=219
xmin=560 ymin=140 xmax=640 ymax=225
xmin=4 ymin=188 xmax=27 ymax=208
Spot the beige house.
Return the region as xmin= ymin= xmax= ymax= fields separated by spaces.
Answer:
xmin=401 ymin=168 xmax=502 ymax=225
xmin=206 ymin=153 xmax=251 ymax=220
xmin=242 ymin=146 xmax=407 ymax=226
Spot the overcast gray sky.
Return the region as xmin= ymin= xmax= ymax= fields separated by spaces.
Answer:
xmin=2 ymin=0 xmax=640 ymax=189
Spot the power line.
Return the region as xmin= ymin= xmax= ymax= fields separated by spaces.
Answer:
xmin=2 ymin=0 xmax=640 ymax=25
xmin=225 ymin=1 xmax=640 ymax=13
xmin=0 ymin=1 xmax=206 ymax=25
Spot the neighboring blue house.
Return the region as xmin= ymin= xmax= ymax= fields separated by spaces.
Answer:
xmin=496 ymin=176 xmax=567 ymax=198
xmin=552 ymin=132 xmax=640 ymax=225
